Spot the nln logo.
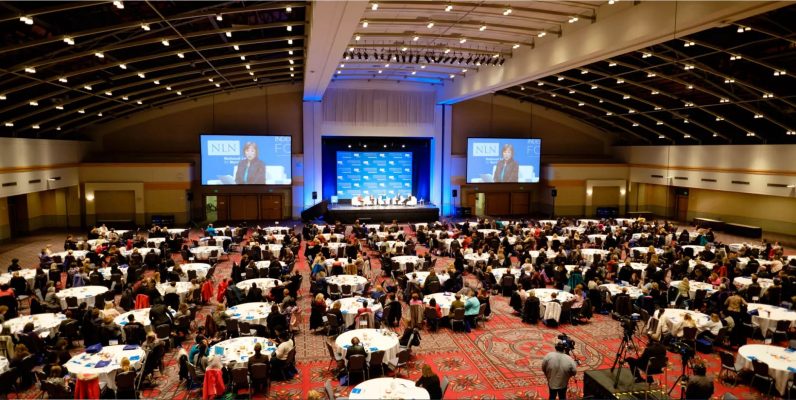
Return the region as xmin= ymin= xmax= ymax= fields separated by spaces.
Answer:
xmin=473 ymin=142 xmax=498 ymax=156
xmin=207 ymin=140 xmax=240 ymax=155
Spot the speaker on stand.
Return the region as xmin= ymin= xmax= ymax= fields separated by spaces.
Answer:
xmin=551 ymin=188 xmax=557 ymax=218
xmin=312 ymin=191 xmax=318 ymax=205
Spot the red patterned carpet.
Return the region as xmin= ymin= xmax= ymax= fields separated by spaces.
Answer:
xmin=0 ymin=227 xmax=782 ymax=399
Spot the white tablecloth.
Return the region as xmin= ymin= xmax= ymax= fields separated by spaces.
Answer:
xmin=98 ymin=266 xmax=128 ymax=281
xmin=631 ymin=247 xmax=663 ymax=256
xmin=263 ymin=244 xmax=282 ymax=257
xmin=188 ymin=246 xmax=223 ymax=260
xmin=580 ymin=249 xmax=609 ymax=263
xmin=539 ymin=219 xmax=558 ymax=226
xmin=208 ymin=337 xmax=277 ymax=367
xmin=114 ymin=308 xmax=175 ymax=339
xmin=157 ymin=281 xmax=192 ymax=303
xmin=736 ymin=258 xmax=775 ymax=271
xmin=733 ymin=276 xmax=774 ymax=291
xmin=254 ymin=260 xmax=287 ymax=271
xmin=56 ymin=286 xmax=109 ymax=309
xmin=652 ymin=308 xmax=710 ymax=337
xmin=321 ymin=233 xmax=345 ymax=241
xmin=86 ymin=239 xmax=108 ymax=250
xmin=578 ymin=219 xmax=599 ymax=226
xmin=478 ymin=229 xmax=501 ymax=236
xmin=65 ymin=345 xmax=145 ymax=390
xmin=167 ymin=228 xmax=187 ymax=235
xmin=587 ymin=234 xmax=607 ymax=243
xmin=225 ymin=303 xmax=274 ymax=326
xmin=169 ymin=263 xmax=210 ymax=281
xmin=615 ymin=218 xmax=636 ymax=226
xmin=349 ymin=378 xmax=430 ymax=400
xmin=407 ymin=271 xmax=449 ymax=289
xmin=146 ymin=237 xmax=167 ymax=246
xmin=0 ymin=356 xmax=7 ymax=374
xmin=530 ymin=288 xmax=575 ymax=305
xmin=236 ymin=278 xmax=282 ymax=295
xmin=262 ymin=226 xmax=291 ymax=234
xmin=423 ymin=293 xmax=467 ymax=317
xmin=326 ymin=275 xmax=368 ymax=293
xmin=729 ymin=243 xmax=766 ymax=253
xmin=120 ymin=247 xmax=160 ymax=257
xmin=391 ymin=256 xmax=422 ymax=270
xmin=529 ymin=250 xmax=557 ymax=263
xmin=669 ymin=280 xmax=716 ymax=299
xmin=748 ymin=303 xmax=796 ymax=334
xmin=440 ymin=238 xmax=464 ymax=252
xmin=51 ymin=250 xmax=89 ymax=261
xmin=330 ymin=297 xmax=383 ymax=327
xmin=600 ymin=284 xmax=644 ymax=299
xmin=735 ymin=344 xmax=796 ymax=395
xmin=376 ymin=241 xmax=405 ymax=250
xmin=681 ymin=245 xmax=707 ymax=254
xmin=562 ymin=226 xmax=586 ymax=234
xmin=199 ymin=236 xmax=231 ymax=246
xmin=323 ymin=258 xmax=352 ymax=268
xmin=335 ymin=329 xmax=400 ymax=365
xmin=464 ymin=253 xmax=490 ymax=266
xmin=491 ymin=268 xmax=521 ymax=283
xmin=3 ymin=313 xmax=66 ymax=338
xmin=426 ymin=230 xmax=454 ymax=240
xmin=0 ymin=268 xmax=37 ymax=286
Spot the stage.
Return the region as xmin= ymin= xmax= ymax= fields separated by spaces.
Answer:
xmin=324 ymin=203 xmax=439 ymax=223
xmin=583 ymin=368 xmax=670 ymax=399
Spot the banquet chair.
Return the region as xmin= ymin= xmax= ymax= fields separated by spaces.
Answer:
xmin=325 ymin=313 xmax=343 ymax=336
xmin=187 ymin=269 xmax=198 ymax=282
xmin=773 ymin=320 xmax=791 ymax=342
xmin=185 ymin=362 xmax=204 ymax=394
xmin=450 ymin=308 xmax=467 ymax=332
xmin=680 ymin=326 xmax=698 ymax=351
xmin=230 ymin=366 xmax=251 ymax=399
xmin=424 ymin=307 xmax=440 ymax=331
xmin=391 ymin=349 xmax=411 ymax=377
xmin=329 ymin=284 xmax=342 ymax=300
xmin=408 ymin=304 xmax=424 ymax=329
xmin=114 ymin=370 xmax=138 ymax=399
xmin=347 ymin=354 xmax=367 ymax=384
xmin=368 ymin=350 xmax=386 ymax=378
xmin=325 ymin=339 xmax=342 ymax=371
xmin=249 ymin=362 xmax=270 ymax=396
xmin=718 ymin=351 xmax=739 ymax=386
xmin=65 ymin=296 xmax=79 ymax=310
xmin=639 ymin=356 xmax=667 ymax=397
xmin=341 ymin=284 xmax=354 ymax=298
xmin=750 ymin=359 xmax=775 ymax=396
xmin=155 ymin=324 xmax=172 ymax=350
xmin=475 ymin=303 xmax=488 ymax=328
xmin=238 ymin=321 xmax=256 ymax=337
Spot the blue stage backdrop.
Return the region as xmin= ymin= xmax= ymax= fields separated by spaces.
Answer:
xmin=322 ymin=137 xmax=431 ymax=203
xmin=336 ymin=151 xmax=413 ymax=199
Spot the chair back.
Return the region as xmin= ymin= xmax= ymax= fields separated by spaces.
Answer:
xmin=347 ymin=354 xmax=366 ymax=371
xmin=719 ymin=351 xmax=736 ymax=368
xmin=395 ymin=348 xmax=410 ymax=365
xmin=230 ymin=366 xmax=249 ymax=387
xmin=452 ymin=307 xmax=465 ymax=320
xmin=646 ymin=356 xmax=667 ymax=375
xmin=751 ymin=359 xmax=769 ymax=376
xmin=368 ymin=350 xmax=385 ymax=367
xmin=155 ymin=324 xmax=171 ymax=340
xmin=114 ymin=370 xmax=137 ymax=391
xmin=774 ymin=319 xmax=790 ymax=332
xmin=187 ymin=270 xmax=198 ymax=282
xmin=250 ymin=362 xmax=269 ymax=380
xmin=341 ymin=284 xmax=353 ymax=296
xmin=66 ymin=296 xmax=78 ymax=308
xmin=426 ymin=281 xmax=441 ymax=294
xmin=682 ymin=326 xmax=698 ymax=341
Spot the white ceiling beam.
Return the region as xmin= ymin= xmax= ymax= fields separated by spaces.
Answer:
xmin=437 ymin=1 xmax=786 ymax=104
xmin=303 ymin=1 xmax=368 ymax=101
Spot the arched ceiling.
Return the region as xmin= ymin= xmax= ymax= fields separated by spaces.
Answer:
xmin=498 ymin=5 xmax=796 ymax=145
xmin=0 ymin=1 xmax=306 ymax=138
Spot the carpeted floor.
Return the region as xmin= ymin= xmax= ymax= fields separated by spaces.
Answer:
xmin=0 ymin=224 xmax=787 ymax=399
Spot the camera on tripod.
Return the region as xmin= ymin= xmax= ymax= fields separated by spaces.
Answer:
xmin=613 ymin=313 xmax=639 ymax=336
xmin=557 ymin=334 xmax=575 ymax=353
xmin=672 ymin=341 xmax=694 ymax=360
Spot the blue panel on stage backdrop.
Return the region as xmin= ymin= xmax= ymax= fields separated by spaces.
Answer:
xmin=336 ymin=151 xmax=413 ymax=198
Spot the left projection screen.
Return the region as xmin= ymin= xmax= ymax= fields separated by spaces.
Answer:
xmin=201 ymin=135 xmax=292 ymax=185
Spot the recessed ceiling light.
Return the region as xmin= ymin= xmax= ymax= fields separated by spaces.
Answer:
xmin=413 ymin=36 xmax=419 ymax=41
xmin=462 ymin=69 xmax=467 ymax=73
xmin=411 ymin=71 xmax=416 ymax=75
xmin=568 ymin=16 xmax=578 ymax=23
xmin=215 ymin=83 xmax=221 ymax=87
xmin=161 ymin=39 xmax=169 ymax=46
xmin=63 ymin=37 xmax=75 ymax=45
xmin=286 ymin=7 xmax=291 ymax=12
xmin=479 ymin=25 xmax=487 ymax=31
xmin=122 ymin=96 xmax=128 ymax=101
xmin=401 ymin=47 xmax=408 ymax=52
xmin=32 ymin=124 xmax=40 ymax=129
xmin=632 ymin=123 xmax=639 ymax=127
xmin=58 ymin=77 xmax=68 ymax=83
xmin=513 ymin=44 xmax=520 ymax=49
xmin=83 ymin=85 xmax=92 ymax=90
xmin=371 ymin=3 xmax=379 ymax=10
xmin=445 ymin=5 xmax=453 ymax=12
xmin=216 ymin=14 xmax=223 ymax=21
xmin=568 ymin=90 xmax=575 ymax=94
xmin=580 ymin=69 xmax=588 ymax=74
xmin=537 ymin=82 xmax=544 ymax=86
xmin=362 ymin=20 xmax=368 ymax=28
xmin=177 ymin=53 xmax=184 ymax=58
xmin=226 ymin=31 xmax=232 ymax=37
xmin=578 ymin=102 xmax=585 ymax=106
xmin=166 ymin=86 xmax=172 ymax=90
xmin=288 ymin=39 xmax=293 ymax=45
xmin=233 ymin=45 xmax=240 ymax=51
xmin=642 ymin=52 xmax=652 ymax=58
xmin=78 ymin=109 xmax=85 ymax=114
xmin=503 ymin=8 xmax=512 ymax=15
xmin=651 ymin=91 xmax=659 ymax=95
xmin=606 ymin=112 xmax=612 ymax=116
xmin=119 ymin=64 xmax=127 ymax=69
xmin=141 ymin=23 xmax=150 ymax=31
xmin=656 ymin=121 xmax=663 ymax=125
xmin=289 ymin=59 xmax=294 ymax=64
xmin=113 ymin=1 xmax=124 ymax=9
xmin=29 ymin=100 xmax=38 ymax=106
xmin=153 ymin=80 xmax=160 ymax=85
xmin=286 ymin=26 xmax=292 ymax=32
xmin=537 ymin=32 xmax=546 ymax=38
xmin=138 ymin=73 xmax=145 ymax=78
xmin=427 ymin=22 xmax=434 ymax=28
xmin=97 ymin=112 xmax=103 ymax=117
xmin=136 ymin=100 xmax=142 ymax=105
xmin=459 ymin=38 xmax=466 ymax=44
xmin=240 ymin=55 xmax=246 ymax=60
xmin=4 ymin=122 xmax=13 ymax=127
xmin=20 ymin=16 xmax=33 ymax=25
xmin=94 ymin=52 xmax=104 ymax=58
xmin=245 ymin=64 xmax=251 ymax=69
xmin=449 ymin=74 xmax=455 ymax=79
xmin=444 ymin=48 xmax=450 ymax=54
xmin=176 ymin=91 xmax=182 ymax=95
xmin=355 ymin=35 xmax=360 ymax=41
xmin=105 ymin=91 xmax=112 ymax=96
xmin=557 ymin=76 xmax=564 ymax=81
xmin=616 ymin=79 xmax=624 ymax=84
xmin=290 ymin=73 xmax=295 ymax=77
xmin=25 ymin=67 xmax=36 ymax=73
xmin=609 ymin=62 xmax=617 ymax=67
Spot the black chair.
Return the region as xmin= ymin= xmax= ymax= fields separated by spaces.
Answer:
xmin=18 ymin=355 xmax=37 ymax=389
xmin=391 ymin=349 xmax=411 ymax=377
xmin=450 ymin=308 xmax=466 ymax=332
xmin=60 ymin=319 xmax=82 ymax=347
xmin=368 ymin=350 xmax=386 ymax=378
xmin=155 ymin=324 xmax=172 ymax=350
xmin=640 ymin=356 xmax=667 ymax=392
xmin=115 ymin=370 xmax=138 ymax=399
xmin=346 ymin=354 xmax=367 ymax=384
xmin=186 ymin=362 xmax=204 ymax=393
xmin=750 ymin=359 xmax=775 ymax=395
xmin=65 ymin=296 xmax=79 ymax=310
xmin=249 ymin=362 xmax=270 ymax=396
xmin=718 ymin=351 xmax=739 ymax=386
xmin=424 ymin=307 xmax=440 ymax=331
xmin=772 ymin=319 xmax=791 ymax=342
xmin=230 ymin=366 xmax=251 ymax=399
xmin=0 ymin=367 xmax=17 ymax=396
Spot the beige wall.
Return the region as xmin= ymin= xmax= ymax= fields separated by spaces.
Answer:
xmin=687 ymin=188 xmax=796 ymax=235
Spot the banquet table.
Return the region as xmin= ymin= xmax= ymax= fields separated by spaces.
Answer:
xmin=736 ymin=258 xmax=776 ymax=271
xmin=329 ymin=297 xmax=383 ymax=327
xmin=146 ymin=237 xmax=167 ymax=246
xmin=391 ymin=255 xmax=422 ymax=270
xmin=86 ymin=239 xmax=108 ymax=250
xmin=423 ymin=292 xmax=468 ymax=317
xmin=335 ymin=328 xmax=400 ymax=365
xmin=349 ymin=378 xmax=430 ymax=400
xmin=188 ymin=246 xmax=223 ymax=260
xmin=530 ymin=288 xmax=576 ymax=306
xmin=326 ymin=275 xmax=368 ymax=293
xmin=3 ymin=313 xmax=66 ymax=338
xmin=440 ymin=238 xmax=464 ymax=252
xmin=156 ymin=281 xmax=192 ymax=303
xmin=365 ymin=224 xmax=385 ymax=232
xmin=51 ymin=250 xmax=89 ymax=261
xmin=225 ymin=302 xmax=273 ymax=326
xmin=375 ymin=232 xmax=403 ymax=241
xmin=580 ymin=249 xmax=610 ymax=263
xmin=65 ymin=345 xmax=145 ymax=391
xmin=114 ymin=308 xmax=175 ymax=339
xmin=587 ymin=234 xmax=607 ymax=243
xmin=254 ymin=260 xmax=287 ymax=271
xmin=427 ymin=230 xmax=454 ymax=240
xmin=209 ymin=337 xmax=277 ymax=367
xmin=375 ymin=240 xmax=405 ymax=250
xmin=561 ymin=226 xmax=586 ymax=234
xmin=457 ymin=222 xmax=479 ymax=229
xmin=669 ymin=280 xmax=716 ymax=299
xmin=322 ymin=258 xmax=353 ymax=268
xmin=733 ymin=276 xmax=774 ymax=291
xmin=464 ymin=253 xmax=491 ymax=266
xmin=0 ymin=356 xmax=7 ymax=374
xmin=198 ymin=236 xmax=231 ymax=245
xmin=169 ymin=263 xmax=210 ymax=281
xmin=98 ymin=266 xmax=128 ymax=281
xmin=166 ymin=228 xmax=187 ymax=236
xmin=615 ymin=218 xmax=637 ymax=226
xmin=321 ymin=233 xmax=345 ymax=241
xmin=529 ymin=250 xmax=558 ymax=263
xmin=262 ymin=226 xmax=292 ymax=235
xmin=538 ymin=219 xmax=558 ymax=226
xmin=630 ymin=247 xmax=664 ymax=256
xmin=688 ymin=260 xmax=715 ymax=272
xmin=120 ymin=247 xmax=160 ymax=258
xmin=578 ymin=219 xmax=599 ymax=226
xmin=478 ymin=229 xmax=501 ymax=236
xmin=407 ymin=271 xmax=449 ymax=289
xmin=747 ymin=303 xmax=796 ymax=334
xmin=735 ymin=344 xmax=796 ymax=395
xmin=491 ymin=268 xmax=521 ymax=283
xmin=600 ymin=284 xmax=644 ymax=299
xmin=728 ymin=243 xmax=766 ymax=253
xmin=262 ymin=243 xmax=282 ymax=258
xmin=0 ymin=268 xmax=37 ymax=286
xmin=681 ymin=245 xmax=708 ymax=254
xmin=652 ymin=308 xmax=711 ymax=337
xmin=236 ymin=278 xmax=282 ymax=295
xmin=56 ymin=286 xmax=109 ymax=309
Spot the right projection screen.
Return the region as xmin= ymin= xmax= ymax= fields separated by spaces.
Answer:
xmin=466 ymin=138 xmax=541 ymax=183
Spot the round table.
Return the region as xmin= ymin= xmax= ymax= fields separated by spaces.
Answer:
xmin=729 ymin=243 xmax=766 ymax=253
xmin=56 ymin=286 xmax=109 ymax=309
xmin=51 ymin=250 xmax=89 ymax=261
xmin=329 ymin=297 xmax=383 ymax=327
xmin=463 ymin=253 xmax=490 ymax=266
xmin=735 ymin=344 xmax=796 ymax=395
xmin=439 ymin=238 xmax=464 ymax=252
xmin=407 ymin=271 xmax=449 ymax=289
xmin=65 ymin=345 xmax=145 ymax=391
xmin=747 ymin=303 xmax=796 ymax=335
xmin=209 ymin=337 xmax=277 ymax=367
xmin=335 ymin=328 xmax=400 ymax=365
xmin=423 ymin=292 xmax=467 ymax=317
xmin=146 ymin=237 xmax=167 ymax=246
xmin=0 ymin=356 xmax=7 ymax=374
xmin=538 ymin=219 xmax=558 ymax=226
xmin=630 ymin=247 xmax=663 ymax=256
xmin=263 ymin=226 xmax=291 ymax=234
xmin=119 ymin=247 xmax=160 ymax=257
xmin=225 ymin=302 xmax=273 ymax=326
xmin=587 ymin=234 xmax=607 ymax=243
xmin=478 ymin=229 xmax=501 ymax=236
xmin=236 ymin=278 xmax=282 ymax=295
xmin=326 ymin=275 xmax=368 ymax=293
xmin=391 ymin=256 xmax=422 ymax=270
xmin=188 ymin=246 xmax=223 ymax=260
xmin=114 ymin=308 xmax=171 ymax=339
xmin=579 ymin=249 xmax=609 ymax=263
xmin=669 ymin=280 xmax=716 ymax=299
xmin=0 ymin=268 xmax=37 ymax=286
xmin=599 ymin=284 xmax=644 ymax=299
xmin=199 ymin=236 xmax=231 ymax=245
xmin=375 ymin=241 xmax=405 ymax=250
xmin=167 ymin=228 xmax=187 ymax=235
xmin=86 ymin=239 xmax=108 ymax=250
xmin=169 ymin=263 xmax=210 ymax=281
xmin=323 ymin=258 xmax=353 ymax=268
xmin=530 ymin=288 xmax=575 ymax=304
xmin=529 ymin=250 xmax=557 ymax=263
xmin=98 ymin=266 xmax=128 ymax=281
xmin=733 ymin=276 xmax=774 ymax=291
xmin=578 ymin=219 xmax=599 ymax=226
xmin=263 ymin=244 xmax=282 ymax=258
xmin=321 ymin=233 xmax=345 ymax=241
xmin=3 ymin=313 xmax=66 ymax=338
xmin=156 ymin=281 xmax=192 ymax=303
xmin=654 ymin=308 xmax=710 ymax=337
xmin=491 ymin=268 xmax=521 ymax=283
xmin=681 ymin=245 xmax=706 ymax=254
xmin=349 ymin=377 xmax=430 ymax=399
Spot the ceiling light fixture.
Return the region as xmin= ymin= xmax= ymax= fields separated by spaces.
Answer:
xmin=29 ymin=100 xmax=38 ymax=106
xmin=83 ymin=85 xmax=92 ymax=90
xmin=591 ymin=85 xmax=597 ymax=89
xmin=503 ymin=8 xmax=512 ymax=15
xmin=153 ymin=80 xmax=160 ymax=85
xmin=286 ymin=25 xmax=292 ymax=32
xmin=580 ymin=69 xmax=588 ymax=74
xmin=94 ymin=52 xmax=104 ymax=58
xmin=288 ymin=39 xmax=293 ymax=45
xmin=633 ymin=123 xmax=639 ymax=127
xmin=289 ymin=59 xmax=294 ymax=64
xmin=578 ymin=102 xmax=585 ymax=106
xmin=427 ymin=22 xmax=434 ymax=28
xmin=215 ymin=83 xmax=221 ymax=87
xmin=63 ymin=37 xmax=75 ymax=45
xmin=683 ymin=41 xmax=695 ymax=47
xmin=568 ymin=16 xmax=578 ymax=23
xmin=225 ymin=31 xmax=232 ymax=37
xmin=362 ymin=20 xmax=368 ymax=28
xmin=216 ymin=14 xmax=223 ymax=21
xmin=113 ymin=1 xmax=124 ymax=9
xmin=773 ymin=70 xmax=786 ymax=76
xmin=78 ymin=109 xmax=85 ymax=114
xmin=413 ymin=35 xmax=420 ymax=41
xmin=371 ymin=3 xmax=379 ymax=10
xmin=557 ymin=76 xmax=564 ymax=81
xmin=445 ymin=5 xmax=453 ymax=12
xmin=4 ymin=122 xmax=12 ymax=127
xmin=119 ymin=64 xmax=127 ymax=69
xmin=513 ymin=44 xmax=520 ymax=49
xmin=479 ymin=25 xmax=487 ymax=31
xmin=240 ymin=55 xmax=246 ymax=60
xmin=606 ymin=112 xmax=612 ymax=116
xmin=136 ymin=100 xmax=143 ymax=105
xmin=141 ymin=23 xmax=150 ymax=31
xmin=20 ymin=16 xmax=33 ymax=25
xmin=161 ymin=39 xmax=169 ymax=46
xmin=642 ymin=52 xmax=652 ymax=58
xmin=176 ymin=91 xmax=182 ymax=95
xmin=122 ymin=96 xmax=128 ymax=101
xmin=286 ymin=7 xmax=291 ymax=12
xmin=657 ymin=121 xmax=664 ymax=125
xmin=138 ymin=73 xmax=145 ymax=78
xmin=651 ymin=90 xmax=659 ymax=95
xmin=32 ymin=124 xmax=40 ymax=129
xmin=459 ymin=38 xmax=466 ymax=44
xmin=647 ymin=72 xmax=656 ymax=77
xmin=58 ymin=77 xmax=68 ymax=83
xmin=177 ymin=53 xmax=184 ymax=58
xmin=616 ymin=79 xmax=624 ymax=84
xmin=609 ymin=62 xmax=617 ymax=67
xmin=729 ymin=54 xmax=742 ymax=61
xmin=166 ymin=86 xmax=172 ymax=90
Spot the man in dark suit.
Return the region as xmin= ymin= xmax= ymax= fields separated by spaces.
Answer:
xmin=246 ymin=283 xmax=263 ymax=303
xmin=345 ymin=337 xmax=367 ymax=361
xmin=626 ymin=336 xmax=667 ymax=382
xmin=492 ymin=143 xmax=519 ymax=182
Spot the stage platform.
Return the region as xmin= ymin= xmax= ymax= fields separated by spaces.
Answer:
xmin=325 ymin=204 xmax=439 ymax=223
xmin=583 ymin=368 xmax=670 ymax=400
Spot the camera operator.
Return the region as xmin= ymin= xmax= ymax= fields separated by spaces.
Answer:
xmin=542 ymin=342 xmax=577 ymax=400
xmin=626 ymin=334 xmax=666 ymax=383
xmin=684 ymin=363 xmax=714 ymax=399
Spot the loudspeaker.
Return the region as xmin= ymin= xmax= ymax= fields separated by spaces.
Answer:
xmin=452 ymin=189 xmax=458 ymax=198
xmin=551 ymin=189 xmax=557 ymax=198
xmin=312 ymin=191 xmax=318 ymax=200
xmin=186 ymin=191 xmax=193 ymax=201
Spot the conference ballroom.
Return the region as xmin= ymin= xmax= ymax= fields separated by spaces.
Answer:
xmin=1 ymin=1 xmax=795 ymax=399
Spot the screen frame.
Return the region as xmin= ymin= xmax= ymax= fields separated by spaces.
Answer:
xmin=199 ymin=133 xmax=293 ymax=186
xmin=465 ymin=137 xmax=541 ymax=184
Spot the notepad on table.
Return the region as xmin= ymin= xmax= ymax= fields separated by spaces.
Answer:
xmin=94 ymin=360 xmax=110 ymax=368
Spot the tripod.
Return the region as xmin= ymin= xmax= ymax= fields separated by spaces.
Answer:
xmin=565 ymin=347 xmax=583 ymax=366
xmin=668 ymin=353 xmax=695 ymax=398
xmin=611 ymin=330 xmax=640 ymax=388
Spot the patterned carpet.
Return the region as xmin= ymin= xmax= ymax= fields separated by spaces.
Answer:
xmin=0 ymin=226 xmax=785 ymax=399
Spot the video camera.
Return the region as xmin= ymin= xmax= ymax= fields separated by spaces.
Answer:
xmin=672 ymin=341 xmax=694 ymax=360
xmin=557 ymin=334 xmax=576 ymax=353
xmin=613 ymin=313 xmax=639 ymax=337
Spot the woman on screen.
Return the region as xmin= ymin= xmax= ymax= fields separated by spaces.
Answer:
xmin=493 ymin=143 xmax=519 ymax=182
xmin=235 ymin=141 xmax=266 ymax=184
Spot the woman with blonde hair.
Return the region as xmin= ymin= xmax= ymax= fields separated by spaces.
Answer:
xmin=100 ymin=301 xmax=120 ymax=319
xmin=309 ymin=293 xmax=327 ymax=331
xmin=415 ymin=364 xmax=443 ymax=399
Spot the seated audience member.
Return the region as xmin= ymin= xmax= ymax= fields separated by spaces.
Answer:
xmin=415 ymin=364 xmax=443 ymax=399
